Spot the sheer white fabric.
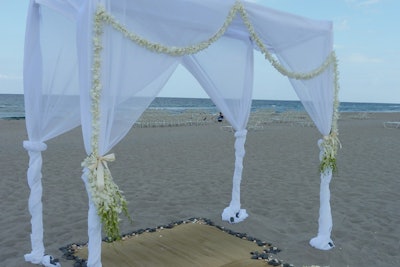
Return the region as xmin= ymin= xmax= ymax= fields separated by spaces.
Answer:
xmin=78 ymin=3 xmax=181 ymax=263
xmin=22 ymin=141 xmax=46 ymax=264
xmin=244 ymin=1 xmax=336 ymax=247
xmin=309 ymin=139 xmax=335 ymax=250
xmin=24 ymin=0 xmax=337 ymax=266
xmin=108 ymin=0 xmax=236 ymax=47
xmin=309 ymin=169 xmax=334 ymax=250
xmin=25 ymin=2 xmax=80 ymax=142
xmin=182 ymin=34 xmax=254 ymax=222
xmin=243 ymin=1 xmax=334 ymax=135
xmin=81 ymin=169 xmax=103 ymax=267
xmin=23 ymin=1 xmax=80 ymax=265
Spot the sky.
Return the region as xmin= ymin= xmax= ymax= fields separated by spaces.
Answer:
xmin=0 ymin=0 xmax=399 ymax=103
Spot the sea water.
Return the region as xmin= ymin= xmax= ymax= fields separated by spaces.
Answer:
xmin=1 ymin=94 xmax=400 ymax=120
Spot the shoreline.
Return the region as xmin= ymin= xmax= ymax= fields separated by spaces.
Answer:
xmin=2 ymin=109 xmax=399 ymax=127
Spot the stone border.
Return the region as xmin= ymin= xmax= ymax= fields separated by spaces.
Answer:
xmin=60 ymin=217 xmax=294 ymax=267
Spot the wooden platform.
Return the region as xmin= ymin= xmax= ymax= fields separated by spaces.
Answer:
xmin=70 ymin=221 xmax=283 ymax=267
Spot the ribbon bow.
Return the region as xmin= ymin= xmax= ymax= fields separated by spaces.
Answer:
xmin=82 ymin=153 xmax=115 ymax=191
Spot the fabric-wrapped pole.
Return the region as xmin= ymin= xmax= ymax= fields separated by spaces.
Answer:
xmin=23 ymin=1 xmax=81 ymax=264
xmin=23 ymin=141 xmax=47 ymax=264
xmin=310 ymin=139 xmax=335 ymax=250
xmin=222 ymin=129 xmax=249 ymax=223
xmin=81 ymin=169 xmax=103 ymax=267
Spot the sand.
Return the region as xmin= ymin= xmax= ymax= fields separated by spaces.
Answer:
xmin=0 ymin=112 xmax=399 ymax=267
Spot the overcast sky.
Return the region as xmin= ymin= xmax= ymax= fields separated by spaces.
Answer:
xmin=0 ymin=0 xmax=399 ymax=103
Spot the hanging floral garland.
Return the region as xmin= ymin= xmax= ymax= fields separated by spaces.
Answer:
xmin=81 ymin=6 xmax=131 ymax=241
xmin=236 ymin=3 xmax=341 ymax=173
xmin=87 ymin=0 xmax=341 ymax=239
xmin=318 ymin=54 xmax=341 ymax=174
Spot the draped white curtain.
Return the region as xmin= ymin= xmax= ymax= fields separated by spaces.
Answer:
xmin=23 ymin=1 xmax=80 ymax=265
xmin=23 ymin=0 xmax=337 ymax=266
xmin=77 ymin=3 xmax=182 ymax=265
xmin=182 ymin=33 xmax=254 ymax=223
xmin=243 ymin=0 xmax=334 ymax=135
xmin=244 ymin=1 xmax=336 ymax=249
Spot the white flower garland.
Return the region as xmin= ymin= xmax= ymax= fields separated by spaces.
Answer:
xmin=237 ymin=3 xmax=340 ymax=173
xmin=319 ymin=53 xmax=341 ymax=174
xmin=81 ymin=6 xmax=130 ymax=241
xmin=87 ymin=1 xmax=341 ymax=238
xmin=237 ymin=4 xmax=335 ymax=80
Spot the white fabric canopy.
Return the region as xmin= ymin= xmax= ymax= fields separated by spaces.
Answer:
xmin=23 ymin=0 xmax=340 ymax=266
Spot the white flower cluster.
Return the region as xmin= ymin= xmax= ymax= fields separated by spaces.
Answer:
xmin=319 ymin=132 xmax=341 ymax=174
xmin=82 ymin=154 xmax=129 ymax=240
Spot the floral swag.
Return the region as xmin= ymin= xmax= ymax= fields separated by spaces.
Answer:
xmin=84 ymin=0 xmax=341 ymax=240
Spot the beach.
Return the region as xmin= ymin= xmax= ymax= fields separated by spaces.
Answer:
xmin=0 ymin=111 xmax=399 ymax=267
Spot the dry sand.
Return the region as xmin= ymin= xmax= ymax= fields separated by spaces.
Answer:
xmin=0 ymin=112 xmax=399 ymax=267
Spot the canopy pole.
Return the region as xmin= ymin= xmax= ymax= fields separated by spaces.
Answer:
xmin=23 ymin=141 xmax=63 ymax=267
xmin=310 ymin=139 xmax=335 ymax=250
xmin=222 ymin=129 xmax=249 ymax=223
xmin=81 ymin=169 xmax=103 ymax=267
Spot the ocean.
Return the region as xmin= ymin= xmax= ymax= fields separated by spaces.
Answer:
xmin=1 ymin=94 xmax=400 ymax=120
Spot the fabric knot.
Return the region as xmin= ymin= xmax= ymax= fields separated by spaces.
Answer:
xmin=234 ymin=129 xmax=247 ymax=138
xmin=23 ymin=140 xmax=47 ymax=152
xmin=234 ymin=129 xmax=247 ymax=158
xmin=318 ymin=138 xmax=324 ymax=148
xmin=82 ymin=153 xmax=115 ymax=191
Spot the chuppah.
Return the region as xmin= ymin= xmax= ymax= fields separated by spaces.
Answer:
xmin=22 ymin=0 xmax=340 ymax=266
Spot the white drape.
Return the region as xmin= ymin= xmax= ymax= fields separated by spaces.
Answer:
xmin=309 ymin=169 xmax=334 ymax=250
xmin=244 ymin=1 xmax=336 ymax=249
xmin=182 ymin=33 xmax=254 ymax=223
xmin=23 ymin=1 xmax=80 ymax=265
xmin=243 ymin=1 xmax=334 ymax=135
xmin=24 ymin=0 xmax=338 ymax=266
xmin=77 ymin=3 xmax=182 ymax=264
xmin=309 ymin=139 xmax=335 ymax=250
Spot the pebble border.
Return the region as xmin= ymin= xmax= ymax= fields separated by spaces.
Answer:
xmin=59 ymin=217 xmax=294 ymax=267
